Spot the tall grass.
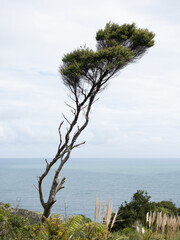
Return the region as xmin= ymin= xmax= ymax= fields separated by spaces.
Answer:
xmin=94 ymin=198 xmax=117 ymax=227
xmin=147 ymin=211 xmax=180 ymax=233
xmin=94 ymin=198 xmax=118 ymax=239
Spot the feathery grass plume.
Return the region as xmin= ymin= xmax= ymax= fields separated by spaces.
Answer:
xmin=94 ymin=197 xmax=98 ymax=222
xmin=104 ymin=200 xmax=112 ymax=240
xmin=162 ymin=213 xmax=167 ymax=233
xmin=146 ymin=212 xmax=149 ymax=223
xmin=156 ymin=212 xmax=162 ymax=231
xmin=97 ymin=201 xmax=102 ymax=223
xmin=110 ymin=210 xmax=118 ymax=231
xmin=105 ymin=200 xmax=113 ymax=227
xmin=152 ymin=211 xmax=156 ymax=226
xmin=172 ymin=216 xmax=177 ymax=232
xmin=167 ymin=214 xmax=170 ymax=229
xmin=177 ymin=216 xmax=180 ymax=228
xmin=147 ymin=211 xmax=180 ymax=234
xmin=169 ymin=215 xmax=173 ymax=230
xmin=149 ymin=211 xmax=152 ymax=229
xmin=102 ymin=205 xmax=105 ymax=222
xmin=146 ymin=212 xmax=149 ymax=229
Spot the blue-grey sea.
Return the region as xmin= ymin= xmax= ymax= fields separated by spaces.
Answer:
xmin=0 ymin=158 xmax=180 ymax=220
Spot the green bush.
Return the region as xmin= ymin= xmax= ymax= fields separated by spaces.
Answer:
xmin=111 ymin=190 xmax=154 ymax=231
xmin=0 ymin=214 xmax=5 ymax=223
xmin=0 ymin=205 xmax=33 ymax=239
xmin=111 ymin=190 xmax=180 ymax=232
xmin=122 ymin=227 xmax=134 ymax=236
xmin=4 ymin=203 xmax=10 ymax=209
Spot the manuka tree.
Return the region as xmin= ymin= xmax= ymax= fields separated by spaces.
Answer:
xmin=37 ymin=22 xmax=155 ymax=220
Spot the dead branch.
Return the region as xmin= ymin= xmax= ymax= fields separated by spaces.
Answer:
xmin=65 ymin=102 xmax=76 ymax=114
xmin=57 ymin=177 xmax=66 ymax=192
xmin=71 ymin=141 xmax=86 ymax=149
xmin=62 ymin=113 xmax=71 ymax=125
xmin=33 ymin=184 xmax=39 ymax=191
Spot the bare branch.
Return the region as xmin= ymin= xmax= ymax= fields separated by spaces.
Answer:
xmin=65 ymin=102 xmax=76 ymax=114
xmin=68 ymin=94 xmax=76 ymax=102
xmin=33 ymin=184 xmax=39 ymax=191
xmin=93 ymin=97 xmax=99 ymax=105
xmin=45 ymin=159 xmax=49 ymax=168
xmin=71 ymin=141 xmax=86 ymax=149
xmin=57 ymin=177 xmax=66 ymax=192
xmin=81 ymin=104 xmax=88 ymax=111
xmin=62 ymin=113 xmax=71 ymax=125
xmin=58 ymin=121 xmax=64 ymax=149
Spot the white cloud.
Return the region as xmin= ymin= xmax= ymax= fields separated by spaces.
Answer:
xmin=0 ymin=0 xmax=180 ymax=157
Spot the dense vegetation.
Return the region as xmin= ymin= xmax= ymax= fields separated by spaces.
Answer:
xmin=111 ymin=190 xmax=180 ymax=232
xmin=1 ymin=191 xmax=180 ymax=239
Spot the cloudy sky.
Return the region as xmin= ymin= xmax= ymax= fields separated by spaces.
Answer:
xmin=1 ymin=0 xmax=180 ymax=158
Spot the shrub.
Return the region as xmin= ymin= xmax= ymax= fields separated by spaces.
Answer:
xmin=111 ymin=190 xmax=154 ymax=231
xmin=4 ymin=203 xmax=10 ymax=209
xmin=111 ymin=190 xmax=180 ymax=232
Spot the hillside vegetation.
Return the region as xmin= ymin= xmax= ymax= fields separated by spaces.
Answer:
xmin=0 ymin=191 xmax=180 ymax=239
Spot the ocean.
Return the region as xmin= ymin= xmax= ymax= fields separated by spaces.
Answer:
xmin=0 ymin=158 xmax=180 ymax=220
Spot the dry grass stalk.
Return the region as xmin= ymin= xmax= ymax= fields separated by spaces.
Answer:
xmin=94 ymin=197 xmax=98 ymax=222
xmin=146 ymin=212 xmax=149 ymax=223
xmin=177 ymin=216 xmax=180 ymax=228
xmin=171 ymin=216 xmax=177 ymax=232
xmin=152 ymin=212 xmax=156 ymax=225
xmin=162 ymin=213 xmax=167 ymax=233
xmin=102 ymin=205 xmax=105 ymax=221
xmin=147 ymin=212 xmax=180 ymax=233
xmin=149 ymin=211 xmax=152 ymax=229
xmin=110 ymin=210 xmax=118 ymax=230
xmin=94 ymin=198 xmax=116 ymax=231
xmin=105 ymin=200 xmax=113 ymax=227
xmin=156 ymin=212 xmax=162 ymax=231
xmin=97 ymin=201 xmax=102 ymax=223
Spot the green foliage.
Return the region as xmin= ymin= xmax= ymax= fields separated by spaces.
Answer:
xmin=112 ymin=190 xmax=154 ymax=231
xmin=60 ymin=22 xmax=155 ymax=96
xmin=154 ymin=201 xmax=179 ymax=216
xmin=111 ymin=190 xmax=180 ymax=232
xmin=0 ymin=206 xmax=32 ymax=239
xmin=4 ymin=203 xmax=10 ymax=209
xmin=61 ymin=45 xmax=133 ymax=89
xmin=96 ymin=22 xmax=155 ymax=48
xmin=1 ymin=203 xmax=180 ymax=240
xmin=31 ymin=217 xmax=69 ymax=239
xmin=0 ymin=214 xmax=5 ymax=223
xmin=110 ymin=229 xmax=167 ymax=240
xmin=64 ymin=215 xmax=107 ymax=240
xmin=122 ymin=227 xmax=134 ymax=236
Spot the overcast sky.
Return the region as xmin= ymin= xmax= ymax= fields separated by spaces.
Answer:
xmin=0 ymin=0 xmax=180 ymax=158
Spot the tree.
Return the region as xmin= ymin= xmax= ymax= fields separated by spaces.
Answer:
xmin=111 ymin=190 xmax=155 ymax=231
xmin=111 ymin=190 xmax=180 ymax=231
xmin=37 ymin=22 xmax=155 ymax=221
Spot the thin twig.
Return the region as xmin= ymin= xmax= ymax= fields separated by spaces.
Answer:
xmin=33 ymin=184 xmax=39 ymax=191
xmin=72 ymin=141 xmax=86 ymax=149
xmin=62 ymin=113 xmax=71 ymax=125
xmin=57 ymin=178 xmax=66 ymax=192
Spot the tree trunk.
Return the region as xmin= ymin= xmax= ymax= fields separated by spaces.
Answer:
xmin=41 ymin=202 xmax=55 ymax=222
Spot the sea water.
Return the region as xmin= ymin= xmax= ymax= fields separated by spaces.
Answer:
xmin=0 ymin=158 xmax=180 ymax=220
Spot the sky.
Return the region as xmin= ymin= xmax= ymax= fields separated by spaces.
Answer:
xmin=0 ymin=0 xmax=180 ymax=158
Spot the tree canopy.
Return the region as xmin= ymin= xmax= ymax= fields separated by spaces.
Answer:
xmin=60 ymin=22 xmax=155 ymax=105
